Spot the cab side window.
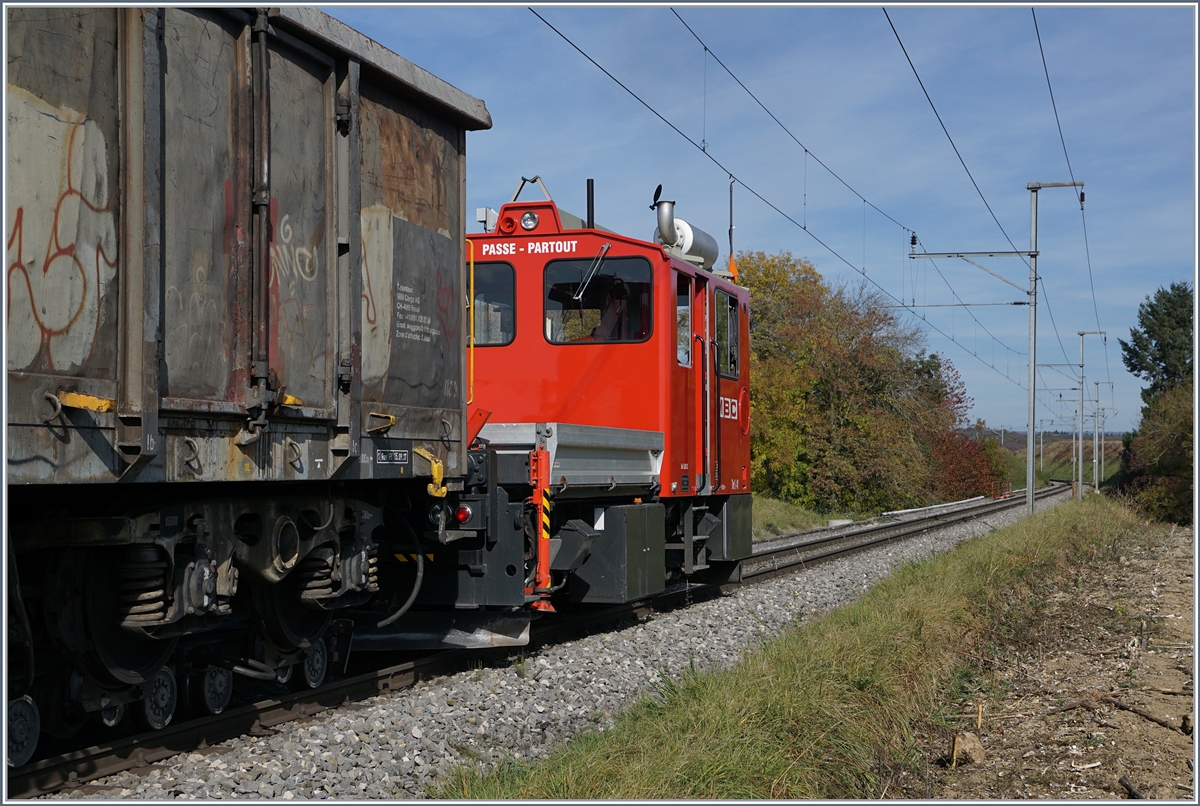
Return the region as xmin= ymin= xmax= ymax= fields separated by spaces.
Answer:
xmin=715 ymin=290 xmax=739 ymax=378
xmin=471 ymin=262 xmax=516 ymax=346
xmin=676 ymin=273 xmax=692 ymax=366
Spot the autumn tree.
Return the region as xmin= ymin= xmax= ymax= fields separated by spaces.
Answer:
xmin=739 ymin=250 xmax=1005 ymax=512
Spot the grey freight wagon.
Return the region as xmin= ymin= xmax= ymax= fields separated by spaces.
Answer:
xmin=6 ymin=7 xmax=490 ymax=767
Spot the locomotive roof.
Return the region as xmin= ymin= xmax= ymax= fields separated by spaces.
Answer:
xmin=270 ymin=7 xmax=492 ymax=131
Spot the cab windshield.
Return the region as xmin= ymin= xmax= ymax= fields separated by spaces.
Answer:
xmin=543 ymin=256 xmax=652 ymax=343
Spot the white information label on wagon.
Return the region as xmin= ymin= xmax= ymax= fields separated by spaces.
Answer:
xmin=376 ymin=449 xmax=410 ymax=464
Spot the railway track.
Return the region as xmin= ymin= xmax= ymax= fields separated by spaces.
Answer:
xmin=742 ymin=483 xmax=1068 ymax=584
xmin=8 ymin=484 xmax=1069 ymax=798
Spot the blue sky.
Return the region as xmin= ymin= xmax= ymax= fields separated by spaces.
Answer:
xmin=324 ymin=3 xmax=1196 ymax=435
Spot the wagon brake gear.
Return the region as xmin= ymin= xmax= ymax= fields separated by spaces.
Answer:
xmin=374 ymin=555 xmax=424 ymax=628
xmin=413 ymin=447 xmax=449 ymax=498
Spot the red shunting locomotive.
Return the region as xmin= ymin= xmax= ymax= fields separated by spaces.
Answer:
xmin=462 ymin=179 xmax=753 ymax=615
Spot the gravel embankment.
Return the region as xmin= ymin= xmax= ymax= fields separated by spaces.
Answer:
xmin=50 ymin=489 xmax=1071 ymax=799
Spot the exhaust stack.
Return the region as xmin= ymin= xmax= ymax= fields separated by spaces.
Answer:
xmin=650 ymin=185 xmax=720 ymax=271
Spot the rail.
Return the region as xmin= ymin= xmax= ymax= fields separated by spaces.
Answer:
xmin=741 ymin=482 xmax=1067 ymax=584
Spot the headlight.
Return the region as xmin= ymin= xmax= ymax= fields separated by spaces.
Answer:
xmin=520 ymin=211 xmax=539 ymax=230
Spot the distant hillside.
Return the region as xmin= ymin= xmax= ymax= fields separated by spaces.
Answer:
xmin=1006 ymin=437 xmax=1124 ymax=487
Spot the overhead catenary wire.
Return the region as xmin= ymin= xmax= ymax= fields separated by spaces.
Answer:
xmin=1037 ymin=276 xmax=1073 ymax=368
xmin=1032 ymin=8 xmax=1113 ymax=402
xmin=882 ymin=8 xmax=1026 ymax=265
xmin=883 ymin=5 xmax=1074 ymax=370
xmin=920 ymin=241 xmax=1027 ymax=358
xmin=672 ymin=8 xmax=914 ymax=235
xmin=1033 ymin=8 xmax=1096 ymax=326
xmin=877 ymin=302 xmax=1028 ymax=308
xmin=701 ymin=41 xmax=708 ymax=151
xmin=530 ymin=7 xmax=1041 ymax=395
xmin=669 ymin=7 xmax=1038 ymax=380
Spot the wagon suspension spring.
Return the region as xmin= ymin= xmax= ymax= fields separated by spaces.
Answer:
xmin=367 ymin=545 xmax=379 ymax=592
xmin=117 ymin=546 xmax=169 ymax=627
xmin=294 ymin=548 xmax=336 ymax=600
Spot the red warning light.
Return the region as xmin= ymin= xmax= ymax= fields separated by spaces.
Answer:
xmin=454 ymin=505 xmax=472 ymax=524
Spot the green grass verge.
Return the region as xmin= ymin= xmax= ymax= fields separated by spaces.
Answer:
xmin=436 ymin=496 xmax=1139 ymax=799
xmin=751 ymin=494 xmax=858 ymax=540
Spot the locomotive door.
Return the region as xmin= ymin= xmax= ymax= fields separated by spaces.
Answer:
xmin=712 ymin=288 xmax=742 ymax=493
xmin=693 ymin=274 xmax=712 ymax=495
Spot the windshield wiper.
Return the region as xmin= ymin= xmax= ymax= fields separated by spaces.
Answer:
xmin=572 ymin=242 xmax=611 ymax=302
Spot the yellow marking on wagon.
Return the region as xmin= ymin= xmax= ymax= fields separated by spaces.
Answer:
xmin=57 ymin=391 xmax=114 ymax=412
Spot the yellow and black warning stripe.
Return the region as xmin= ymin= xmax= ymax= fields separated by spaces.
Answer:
xmin=540 ymin=491 xmax=551 ymax=541
xmin=393 ymin=553 xmax=435 ymax=563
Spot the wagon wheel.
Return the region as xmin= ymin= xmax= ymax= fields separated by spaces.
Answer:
xmin=131 ymin=666 xmax=177 ymax=731
xmin=186 ymin=666 xmax=233 ymax=716
xmin=251 ymin=570 xmax=331 ymax=653
xmin=7 ymin=696 xmax=40 ymax=767
xmin=288 ymin=637 xmax=328 ymax=691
